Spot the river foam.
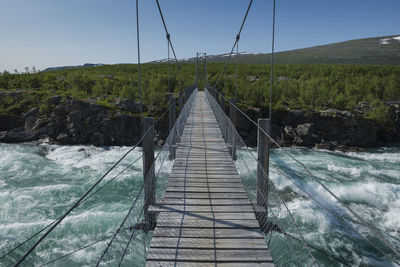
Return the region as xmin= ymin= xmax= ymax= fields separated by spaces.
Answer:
xmin=0 ymin=143 xmax=399 ymax=266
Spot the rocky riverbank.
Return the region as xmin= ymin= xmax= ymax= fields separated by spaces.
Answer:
xmin=0 ymin=96 xmax=149 ymax=146
xmin=1 ymin=95 xmax=399 ymax=150
xmin=237 ymin=105 xmax=400 ymax=151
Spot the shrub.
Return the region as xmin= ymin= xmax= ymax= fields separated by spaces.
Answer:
xmin=366 ymin=102 xmax=395 ymax=130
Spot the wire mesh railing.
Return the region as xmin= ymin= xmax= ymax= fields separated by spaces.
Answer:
xmin=96 ymin=88 xmax=198 ymax=266
xmin=205 ymin=86 xmax=400 ymax=266
xmin=205 ymin=87 xmax=318 ymax=266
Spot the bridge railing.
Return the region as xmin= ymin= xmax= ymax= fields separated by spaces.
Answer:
xmin=205 ymin=87 xmax=318 ymax=266
xmin=206 ymin=86 xmax=400 ymax=266
xmin=96 ymin=86 xmax=198 ymax=266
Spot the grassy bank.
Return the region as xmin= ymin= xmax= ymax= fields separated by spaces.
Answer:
xmin=1 ymin=63 xmax=399 ymax=127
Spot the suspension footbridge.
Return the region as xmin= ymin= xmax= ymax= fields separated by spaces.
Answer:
xmin=146 ymin=91 xmax=273 ymax=266
xmin=2 ymin=0 xmax=400 ymax=266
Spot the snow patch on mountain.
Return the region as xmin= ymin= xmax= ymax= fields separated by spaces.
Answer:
xmin=379 ymin=36 xmax=400 ymax=45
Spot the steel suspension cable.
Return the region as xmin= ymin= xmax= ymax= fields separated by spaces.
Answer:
xmin=155 ymin=0 xmax=180 ymax=66
xmin=235 ymin=37 xmax=239 ymax=100
xmin=96 ymin=186 xmax=145 ymax=266
xmin=36 ymin=230 xmax=136 ymax=267
xmin=13 ymin=143 xmax=146 ymax=266
xmin=212 ymin=0 xmax=253 ymax=88
xmin=168 ymin=36 xmax=171 ymax=93
xmin=100 ymin=88 xmax=197 ymax=265
xmin=284 ymin=233 xmax=351 ymax=267
xmin=0 ymin=153 xmax=143 ymax=262
xmin=271 ymin=163 xmax=400 ymax=265
xmin=155 ymin=0 xmax=185 ymax=95
xmin=12 ymin=91 xmax=181 ymax=266
xmin=269 ymin=0 xmax=276 ymax=120
xmin=136 ymin=0 xmax=143 ymax=120
xmin=206 ymin=89 xmax=399 ymax=265
xmin=208 ymin=86 xmax=400 ymax=260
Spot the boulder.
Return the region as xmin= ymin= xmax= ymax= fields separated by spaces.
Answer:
xmin=0 ymin=116 xmax=24 ymax=131
xmin=314 ymin=143 xmax=334 ymax=150
xmin=49 ymin=95 xmax=62 ymax=106
xmin=157 ymin=139 xmax=164 ymax=146
xmin=64 ymin=99 xmax=105 ymax=118
xmin=0 ymin=129 xmax=39 ymax=142
xmin=282 ymin=110 xmax=306 ymax=126
xmin=336 ymin=145 xmax=348 ymax=152
xmin=23 ymin=107 xmax=39 ymax=119
xmin=90 ymin=132 xmax=105 ymax=146
xmin=116 ymin=99 xmax=142 ymax=113
xmin=67 ymin=111 xmax=83 ymax=130
xmin=295 ymin=123 xmax=321 ymax=147
xmin=32 ymin=118 xmax=51 ymax=131
xmin=348 ymin=146 xmax=360 ymax=152
xmin=99 ymin=114 xmax=141 ymax=145
xmin=284 ymin=125 xmax=296 ymax=137
xmin=25 ymin=116 xmax=36 ymax=131
xmin=56 ymin=133 xmax=70 ymax=144
xmin=247 ymin=76 xmax=260 ymax=82
xmin=55 ymin=104 xmax=69 ymax=115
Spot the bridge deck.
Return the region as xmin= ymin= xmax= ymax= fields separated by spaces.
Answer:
xmin=146 ymin=92 xmax=273 ymax=266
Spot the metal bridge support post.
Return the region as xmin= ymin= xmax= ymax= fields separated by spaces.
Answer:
xmin=184 ymin=87 xmax=190 ymax=103
xmin=204 ymin=53 xmax=207 ymax=88
xmin=142 ymin=117 xmax=156 ymax=228
xmin=220 ymin=92 xmax=225 ymax=114
xmin=169 ymin=95 xmax=176 ymax=159
xmin=256 ymin=119 xmax=270 ymax=229
xmin=179 ymin=91 xmax=184 ymax=115
xmin=195 ymin=53 xmax=199 ymax=88
xmin=229 ymin=98 xmax=237 ymax=160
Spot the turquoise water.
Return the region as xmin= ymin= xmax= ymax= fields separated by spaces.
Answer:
xmin=0 ymin=143 xmax=399 ymax=266
xmin=268 ymin=146 xmax=400 ymax=266
xmin=0 ymin=143 xmax=144 ymax=266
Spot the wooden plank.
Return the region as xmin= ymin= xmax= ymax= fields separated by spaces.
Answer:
xmin=156 ymin=218 xmax=260 ymax=229
xmin=166 ymin=187 xmax=246 ymax=193
xmin=166 ymin=182 xmax=245 ymax=188
xmin=159 ymin=198 xmax=252 ymax=206
xmin=169 ymin=173 xmax=240 ymax=177
xmin=147 ymin=91 xmax=273 ymax=266
xmin=146 ymin=248 xmax=272 ymax=262
xmin=169 ymin=174 xmax=241 ymax=179
xmin=171 ymin=166 xmax=237 ymax=170
xmin=147 ymin=262 xmax=274 ymax=267
xmin=167 ymin=178 xmax=243 ymax=184
xmin=153 ymin=211 xmax=258 ymax=220
xmin=164 ymin=192 xmax=250 ymax=199
xmin=153 ymin=228 xmax=264 ymax=239
xmin=150 ymin=205 xmax=254 ymax=213
xmin=149 ymin=237 xmax=267 ymax=249
xmin=168 ymin=183 xmax=243 ymax=188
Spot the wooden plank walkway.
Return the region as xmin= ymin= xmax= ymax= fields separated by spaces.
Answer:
xmin=146 ymin=91 xmax=274 ymax=266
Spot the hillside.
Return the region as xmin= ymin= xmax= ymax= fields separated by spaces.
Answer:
xmin=170 ymin=35 xmax=400 ymax=65
xmin=1 ymin=62 xmax=400 ymax=147
xmin=42 ymin=63 xmax=105 ymax=72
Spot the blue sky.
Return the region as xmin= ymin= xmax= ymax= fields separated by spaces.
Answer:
xmin=1 ymin=0 xmax=399 ymax=72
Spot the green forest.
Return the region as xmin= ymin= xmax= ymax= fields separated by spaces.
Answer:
xmin=1 ymin=63 xmax=399 ymax=125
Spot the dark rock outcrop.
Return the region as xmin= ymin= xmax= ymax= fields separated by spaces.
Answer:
xmin=236 ymin=107 xmax=393 ymax=151
xmin=0 ymin=116 xmax=24 ymax=131
xmin=270 ymin=109 xmax=380 ymax=150
xmin=0 ymin=96 xmax=398 ymax=150
xmin=0 ymin=98 xmax=142 ymax=146
xmin=115 ymin=99 xmax=142 ymax=113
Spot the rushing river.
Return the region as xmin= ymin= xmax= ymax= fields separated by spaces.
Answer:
xmin=0 ymin=143 xmax=399 ymax=266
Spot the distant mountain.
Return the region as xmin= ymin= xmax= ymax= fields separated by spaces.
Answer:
xmin=164 ymin=35 xmax=400 ymax=65
xmin=43 ymin=35 xmax=399 ymax=71
xmin=42 ymin=63 xmax=104 ymax=72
